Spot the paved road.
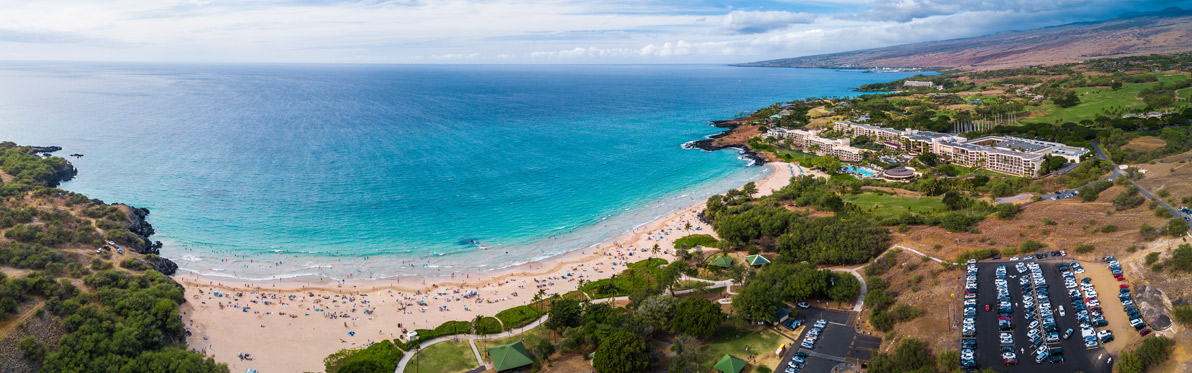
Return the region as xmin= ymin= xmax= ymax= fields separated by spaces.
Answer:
xmin=1090 ymin=141 xmax=1191 ymax=230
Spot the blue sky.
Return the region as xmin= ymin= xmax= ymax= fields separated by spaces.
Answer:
xmin=0 ymin=0 xmax=1186 ymax=63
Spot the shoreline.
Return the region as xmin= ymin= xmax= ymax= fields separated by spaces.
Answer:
xmin=178 ymin=161 xmax=811 ymax=372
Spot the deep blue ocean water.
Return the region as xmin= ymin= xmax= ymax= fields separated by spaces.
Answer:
xmin=0 ymin=63 xmax=917 ymax=280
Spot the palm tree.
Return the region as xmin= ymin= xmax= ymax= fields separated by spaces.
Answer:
xmin=651 ymin=243 xmax=660 ymax=261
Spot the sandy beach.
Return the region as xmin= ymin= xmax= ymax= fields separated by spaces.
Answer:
xmin=179 ymin=161 xmax=816 ymax=372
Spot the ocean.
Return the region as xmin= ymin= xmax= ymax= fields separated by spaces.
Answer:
xmin=0 ymin=63 xmax=919 ymax=280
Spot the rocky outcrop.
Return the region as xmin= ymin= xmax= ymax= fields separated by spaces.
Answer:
xmin=682 ymin=120 xmax=767 ymax=166
xmin=146 ymin=255 xmax=179 ymax=276
xmin=1135 ymin=285 xmax=1173 ymax=331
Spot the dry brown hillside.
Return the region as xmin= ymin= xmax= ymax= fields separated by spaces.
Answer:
xmin=740 ymin=9 xmax=1192 ymax=71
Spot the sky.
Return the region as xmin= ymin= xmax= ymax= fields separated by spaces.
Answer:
xmin=0 ymin=0 xmax=1187 ymax=64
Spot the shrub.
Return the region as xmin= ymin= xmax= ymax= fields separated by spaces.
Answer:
xmin=1101 ymin=225 xmax=1118 ymax=233
xmin=1073 ymin=244 xmax=1095 ymax=254
xmin=119 ymin=258 xmax=148 ymax=271
xmin=1146 ymin=252 xmax=1160 ymax=265
xmin=324 ymin=340 xmax=402 ymax=373
xmin=672 ymin=234 xmax=718 ymax=249
xmin=496 ymin=305 xmax=544 ymax=330
xmin=1019 ymin=240 xmax=1045 ymax=252
xmin=19 ymin=336 xmax=46 ymax=361
xmin=1173 ymin=305 xmax=1192 ymax=326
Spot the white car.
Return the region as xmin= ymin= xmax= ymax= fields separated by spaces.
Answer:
xmin=1058 ymin=306 xmax=1066 ymax=316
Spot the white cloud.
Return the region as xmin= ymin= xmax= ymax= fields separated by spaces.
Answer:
xmin=720 ymin=10 xmax=816 ymax=34
xmin=0 ymin=0 xmax=1185 ymax=63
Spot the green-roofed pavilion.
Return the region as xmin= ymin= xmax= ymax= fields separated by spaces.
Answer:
xmin=745 ymin=254 xmax=770 ymax=266
xmin=487 ymin=341 xmax=533 ymax=371
xmin=714 ymin=354 xmax=748 ymax=373
xmin=708 ymin=255 xmax=734 ymax=268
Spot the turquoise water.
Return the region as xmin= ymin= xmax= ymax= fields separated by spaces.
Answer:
xmin=0 ymin=63 xmax=917 ymax=280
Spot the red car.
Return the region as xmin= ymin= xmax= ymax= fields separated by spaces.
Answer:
xmin=1120 ymin=284 xmax=1130 ymax=289
xmin=986 ymin=304 xmax=992 ymax=311
xmin=1140 ymin=328 xmax=1152 ymax=336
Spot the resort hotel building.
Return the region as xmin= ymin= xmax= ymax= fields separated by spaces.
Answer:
xmin=830 ymin=121 xmax=1089 ymax=177
xmin=765 ymin=121 xmax=1088 ymax=177
xmin=763 ymin=127 xmax=867 ymax=162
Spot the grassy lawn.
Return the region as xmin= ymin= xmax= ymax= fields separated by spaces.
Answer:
xmin=483 ymin=324 xmax=550 ymax=351
xmin=674 ymin=234 xmax=718 ymax=250
xmin=1029 ymin=74 xmax=1188 ymax=124
xmin=495 ymin=305 xmax=543 ymax=331
xmin=405 ymin=340 xmax=478 ymax=373
xmin=843 ymin=192 xmax=947 ymax=219
xmin=698 ymin=324 xmax=785 ymax=371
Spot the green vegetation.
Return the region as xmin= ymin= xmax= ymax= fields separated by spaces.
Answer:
xmin=412 ymin=320 xmax=472 ymax=342
xmin=1163 ymin=244 xmax=1192 ymax=273
xmin=1074 ymin=244 xmax=1096 ymax=254
xmin=864 ymin=277 xmax=923 ymax=332
xmin=495 ymin=305 xmax=543 ymax=331
xmin=593 ymin=330 xmax=650 ymax=373
xmin=324 ymin=340 xmax=403 ymax=373
xmin=867 ymin=339 xmax=942 ymax=373
xmin=696 ymin=324 xmax=783 ymax=371
xmin=580 ymin=258 xmax=670 ymax=298
xmin=1172 ymin=305 xmax=1192 ymax=327
xmin=673 ymin=234 xmax=718 ymax=249
xmin=1117 ymin=336 xmax=1173 ymax=373
xmin=843 ymin=193 xmax=946 ymax=219
xmin=405 ymin=340 xmax=477 ymax=373
xmin=473 ymin=316 xmax=502 ymax=335
xmin=732 ymin=262 xmax=860 ymax=323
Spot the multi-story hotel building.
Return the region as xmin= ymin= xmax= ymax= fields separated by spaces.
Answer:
xmin=827 ymin=121 xmax=1089 ymax=177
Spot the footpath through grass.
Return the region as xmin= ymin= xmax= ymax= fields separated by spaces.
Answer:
xmin=404 ymin=340 xmax=478 ymax=373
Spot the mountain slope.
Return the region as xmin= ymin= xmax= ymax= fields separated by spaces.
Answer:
xmin=739 ymin=9 xmax=1192 ymax=70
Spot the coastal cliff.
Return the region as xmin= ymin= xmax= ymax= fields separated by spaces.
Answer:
xmin=684 ymin=118 xmax=769 ymax=165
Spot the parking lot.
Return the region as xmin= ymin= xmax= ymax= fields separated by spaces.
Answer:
xmin=776 ymin=307 xmax=879 ymax=373
xmin=965 ymin=257 xmax=1115 ymax=372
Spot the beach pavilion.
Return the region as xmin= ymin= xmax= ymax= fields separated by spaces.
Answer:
xmin=707 ymin=254 xmax=734 ymax=268
xmin=487 ymin=341 xmax=534 ymax=371
xmin=745 ymin=254 xmax=770 ymax=266
xmin=714 ymin=354 xmax=748 ymax=373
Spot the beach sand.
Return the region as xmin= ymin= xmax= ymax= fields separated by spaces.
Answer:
xmin=179 ymin=162 xmax=813 ymax=372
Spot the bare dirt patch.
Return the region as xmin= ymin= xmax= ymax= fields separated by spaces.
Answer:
xmin=893 ymin=191 xmax=1168 ymax=262
xmin=1125 ymin=136 xmax=1167 ymax=153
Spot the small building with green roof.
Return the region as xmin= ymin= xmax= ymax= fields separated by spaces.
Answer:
xmin=707 ymin=254 xmax=734 ymax=268
xmin=487 ymin=341 xmax=533 ymax=371
xmin=745 ymin=254 xmax=770 ymax=266
xmin=714 ymin=354 xmax=748 ymax=373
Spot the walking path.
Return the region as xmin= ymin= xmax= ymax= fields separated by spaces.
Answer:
xmin=466 ymin=339 xmax=483 ymax=370
xmin=395 ymin=277 xmax=737 ymax=373
xmin=892 ymin=244 xmax=944 ymax=263
xmin=829 ymin=268 xmax=867 ymax=312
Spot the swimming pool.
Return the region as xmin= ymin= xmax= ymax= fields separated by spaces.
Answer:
xmin=846 ymin=166 xmax=876 ymax=177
